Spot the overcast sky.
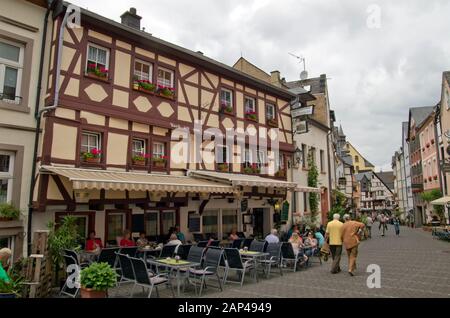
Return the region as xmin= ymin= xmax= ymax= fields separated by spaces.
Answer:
xmin=71 ymin=0 xmax=450 ymax=171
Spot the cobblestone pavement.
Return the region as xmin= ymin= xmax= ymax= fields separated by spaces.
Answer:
xmin=103 ymin=225 xmax=450 ymax=298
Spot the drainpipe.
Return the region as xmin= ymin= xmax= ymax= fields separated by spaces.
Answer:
xmin=434 ymin=105 xmax=444 ymax=195
xmin=27 ymin=4 xmax=72 ymax=254
xmin=326 ymin=129 xmax=333 ymax=220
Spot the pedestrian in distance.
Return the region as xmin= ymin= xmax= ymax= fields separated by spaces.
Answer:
xmin=393 ymin=216 xmax=400 ymax=236
xmin=366 ymin=215 xmax=373 ymax=239
xmin=341 ymin=214 xmax=365 ymax=276
xmin=325 ymin=213 xmax=344 ymax=274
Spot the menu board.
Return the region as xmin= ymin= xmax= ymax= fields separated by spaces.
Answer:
xmin=188 ymin=212 xmax=201 ymax=232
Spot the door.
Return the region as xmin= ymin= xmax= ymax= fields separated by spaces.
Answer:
xmin=253 ymin=208 xmax=265 ymax=239
xmin=202 ymin=210 xmax=219 ymax=239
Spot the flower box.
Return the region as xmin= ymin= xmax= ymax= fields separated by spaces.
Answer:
xmin=267 ymin=118 xmax=278 ymax=127
xmin=217 ymin=163 xmax=229 ymax=172
xmin=243 ymin=164 xmax=260 ymax=175
xmin=85 ymin=72 xmax=109 ymax=82
xmin=133 ymin=80 xmax=156 ymax=94
xmin=157 ymin=86 xmax=175 ymax=100
xmin=245 ymin=113 xmax=258 ymax=122
xmin=153 ymin=161 xmax=166 ymax=169
xmin=220 ymin=105 xmax=234 ymax=115
xmin=132 ymin=160 xmax=146 ymax=166
xmin=84 ymin=157 xmax=100 ymax=164
xmin=428 ymin=177 xmax=432 ymax=181
xmin=275 ymin=170 xmax=286 ymax=178
xmin=426 ymin=143 xmax=430 ymax=148
xmin=433 ymin=175 xmax=438 ymax=180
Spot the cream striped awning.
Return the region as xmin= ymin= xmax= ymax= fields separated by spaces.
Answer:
xmin=187 ymin=170 xmax=299 ymax=189
xmin=40 ymin=166 xmax=237 ymax=194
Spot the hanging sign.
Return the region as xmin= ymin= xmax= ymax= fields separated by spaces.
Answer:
xmin=281 ymin=201 xmax=290 ymax=222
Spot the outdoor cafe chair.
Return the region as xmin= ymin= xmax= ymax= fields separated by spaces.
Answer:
xmin=129 ymin=256 xmax=174 ymax=298
xmin=259 ymin=243 xmax=283 ymax=278
xmin=209 ymin=240 xmax=221 ymax=247
xmin=119 ymin=246 xmax=138 ymax=257
xmin=60 ymin=254 xmax=80 ymax=298
xmin=197 ymin=240 xmax=209 ymax=248
xmin=222 ymin=248 xmax=254 ymax=286
xmin=176 ymin=244 xmax=192 ymax=260
xmin=159 ymin=244 xmax=177 ymax=258
xmin=188 ymin=247 xmax=224 ymax=296
xmin=116 ymin=253 xmax=137 ymax=289
xmin=231 ymin=238 xmax=244 ymax=249
xmin=63 ymin=249 xmax=89 ymax=269
xmin=242 ymin=238 xmax=254 ymax=249
xmin=249 ymin=240 xmax=267 ymax=253
xmin=280 ymin=242 xmax=305 ymax=272
xmin=97 ymin=247 xmax=120 ymax=268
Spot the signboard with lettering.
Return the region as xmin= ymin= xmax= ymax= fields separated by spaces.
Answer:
xmin=291 ymin=106 xmax=314 ymax=118
xmin=442 ymin=163 xmax=450 ymax=173
xmin=281 ymin=201 xmax=290 ymax=222
xmin=294 ymin=120 xmax=308 ymax=134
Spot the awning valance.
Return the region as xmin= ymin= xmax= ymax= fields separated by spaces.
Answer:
xmin=295 ymin=186 xmax=323 ymax=194
xmin=188 ymin=170 xmax=299 ymax=190
xmin=431 ymin=196 xmax=450 ymax=206
xmin=40 ymin=166 xmax=237 ymax=194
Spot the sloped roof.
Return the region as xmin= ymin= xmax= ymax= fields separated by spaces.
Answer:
xmin=377 ymin=171 xmax=395 ymax=191
xmin=444 ymin=71 xmax=450 ymax=85
xmin=410 ymin=106 xmax=434 ymax=127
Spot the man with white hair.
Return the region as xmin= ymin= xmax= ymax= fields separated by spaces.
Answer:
xmin=0 ymin=248 xmax=12 ymax=282
xmin=325 ymin=213 xmax=344 ymax=274
xmin=341 ymin=214 xmax=365 ymax=276
xmin=264 ymin=229 xmax=280 ymax=243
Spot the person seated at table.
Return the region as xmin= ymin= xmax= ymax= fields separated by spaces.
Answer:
xmin=136 ymin=232 xmax=149 ymax=247
xmin=0 ymin=248 xmax=12 ymax=283
xmin=175 ymin=225 xmax=185 ymax=243
xmin=312 ymin=227 xmax=325 ymax=248
xmin=229 ymin=228 xmax=239 ymax=241
xmin=119 ymin=229 xmax=136 ymax=247
xmin=288 ymin=233 xmax=308 ymax=263
xmin=303 ymin=231 xmax=318 ymax=257
xmin=287 ymin=225 xmax=300 ymax=239
xmin=265 ymin=229 xmax=280 ymax=243
xmin=85 ymin=231 xmax=103 ymax=253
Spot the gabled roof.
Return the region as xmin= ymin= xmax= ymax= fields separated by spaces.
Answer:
xmin=347 ymin=142 xmax=375 ymax=168
xmin=443 ymin=71 xmax=450 ymax=86
xmin=410 ymin=106 xmax=435 ymax=127
xmin=377 ymin=171 xmax=395 ymax=191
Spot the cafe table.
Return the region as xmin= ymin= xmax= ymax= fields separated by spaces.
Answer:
xmin=239 ymin=250 xmax=269 ymax=282
xmin=137 ymin=246 xmax=161 ymax=263
xmin=147 ymin=257 xmax=201 ymax=297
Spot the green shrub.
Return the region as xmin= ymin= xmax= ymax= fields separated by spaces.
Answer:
xmin=0 ymin=203 xmax=20 ymax=220
xmin=80 ymin=262 xmax=117 ymax=291
xmin=47 ymin=216 xmax=81 ymax=269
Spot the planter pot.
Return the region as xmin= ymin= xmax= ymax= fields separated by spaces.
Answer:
xmin=133 ymin=160 xmax=146 ymax=166
xmin=267 ymin=119 xmax=278 ymax=127
xmin=80 ymin=287 xmax=107 ymax=298
xmin=245 ymin=115 xmax=258 ymax=122
xmin=134 ymin=85 xmax=156 ymax=95
xmin=84 ymin=157 xmax=100 ymax=164
xmin=0 ymin=293 xmax=16 ymax=299
xmin=85 ymin=72 xmax=109 ymax=82
xmin=0 ymin=217 xmax=14 ymax=221
xmin=153 ymin=161 xmax=166 ymax=169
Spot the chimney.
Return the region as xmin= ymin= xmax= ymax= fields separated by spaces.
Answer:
xmin=270 ymin=70 xmax=281 ymax=87
xmin=120 ymin=7 xmax=142 ymax=30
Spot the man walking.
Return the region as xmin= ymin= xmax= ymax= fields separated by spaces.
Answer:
xmin=325 ymin=214 xmax=344 ymax=274
xmin=341 ymin=214 xmax=365 ymax=276
xmin=366 ymin=214 xmax=373 ymax=238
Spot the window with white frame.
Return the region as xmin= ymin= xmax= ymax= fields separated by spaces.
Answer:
xmin=0 ymin=39 xmax=24 ymax=103
xmin=266 ymin=103 xmax=275 ymax=120
xmin=132 ymin=139 xmax=146 ymax=157
xmin=216 ymin=144 xmax=228 ymax=164
xmin=244 ymin=97 xmax=256 ymax=113
xmin=153 ymin=142 xmax=165 ymax=158
xmin=244 ymin=148 xmax=255 ymax=167
xmin=257 ymin=150 xmax=266 ymax=169
xmin=81 ymin=131 xmax=101 ymax=154
xmin=86 ymin=43 xmax=109 ymax=71
xmin=220 ymin=89 xmax=233 ymax=109
xmin=157 ymin=67 xmax=174 ymax=88
xmin=0 ymin=151 xmax=14 ymax=203
xmin=162 ymin=211 xmax=176 ymax=235
xmin=278 ymin=153 xmax=284 ymax=170
xmin=145 ymin=212 xmax=159 ymax=236
xmin=134 ymin=59 xmax=152 ymax=82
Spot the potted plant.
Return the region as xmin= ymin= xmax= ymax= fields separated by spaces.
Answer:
xmin=245 ymin=111 xmax=257 ymax=122
xmin=267 ymin=117 xmax=278 ymax=127
xmin=244 ymin=163 xmax=260 ymax=174
xmin=217 ymin=163 xmax=229 ymax=172
xmin=86 ymin=63 xmax=108 ymax=80
xmin=80 ymin=262 xmax=117 ymax=298
xmin=132 ymin=152 xmax=150 ymax=166
xmin=0 ymin=203 xmax=20 ymax=221
xmin=220 ymin=103 xmax=233 ymax=115
xmin=275 ymin=169 xmax=286 ymax=178
xmin=152 ymin=155 xmax=167 ymax=169
xmin=134 ymin=79 xmax=156 ymax=93
xmin=0 ymin=273 xmax=24 ymax=298
xmin=82 ymin=148 xmax=102 ymax=163
xmin=157 ymin=85 xmax=175 ymax=99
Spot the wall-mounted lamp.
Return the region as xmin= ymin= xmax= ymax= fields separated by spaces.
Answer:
xmin=294 ymin=147 xmax=303 ymax=168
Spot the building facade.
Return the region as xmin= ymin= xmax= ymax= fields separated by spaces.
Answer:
xmin=345 ymin=142 xmax=375 ymax=173
xmin=356 ymin=171 xmax=395 ymax=216
xmin=0 ymin=0 xmax=55 ymax=260
xmin=30 ymin=5 xmax=316 ymax=244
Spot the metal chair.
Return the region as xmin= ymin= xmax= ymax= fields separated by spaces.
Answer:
xmin=222 ymin=248 xmax=254 ymax=286
xmin=63 ymin=249 xmax=89 ymax=268
xmin=259 ymin=243 xmax=283 ymax=277
xmin=159 ymin=244 xmax=177 ymax=258
xmin=197 ymin=241 xmax=209 ymax=248
xmin=280 ymin=242 xmax=305 ymax=272
xmin=231 ymin=238 xmax=243 ymax=249
xmin=128 ymin=256 xmax=174 ymax=298
xmin=176 ymin=244 xmax=192 ymax=260
xmin=242 ymin=238 xmax=254 ymax=249
xmin=116 ymin=253 xmax=136 ymax=290
xmin=209 ymin=240 xmax=220 ymax=247
xmin=119 ymin=246 xmax=138 ymax=257
xmin=97 ymin=247 xmax=120 ymax=268
xmin=188 ymin=248 xmax=224 ymax=296
xmin=249 ymin=240 xmax=267 ymax=252
xmin=60 ymin=255 xmax=80 ymax=298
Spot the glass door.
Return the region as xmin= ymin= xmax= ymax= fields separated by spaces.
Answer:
xmin=202 ymin=210 xmax=219 ymax=239
xmin=106 ymin=212 xmax=127 ymax=244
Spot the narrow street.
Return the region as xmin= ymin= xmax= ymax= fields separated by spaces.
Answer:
xmin=107 ymin=225 xmax=450 ymax=298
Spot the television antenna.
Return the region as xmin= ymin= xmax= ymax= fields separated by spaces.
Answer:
xmin=288 ymin=53 xmax=308 ymax=80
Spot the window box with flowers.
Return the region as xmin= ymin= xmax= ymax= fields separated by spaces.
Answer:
xmin=428 ymin=176 xmax=432 ymax=182
xmin=219 ymin=102 xmax=234 ymax=115
xmin=245 ymin=111 xmax=258 ymax=122
xmin=426 ymin=142 xmax=430 ymax=148
xmin=275 ymin=169 xmax=286 ymax=178
xmin=133 ymin=79 xmax=156 ymax=94
xmin=266 ymin=118 xmax=278 ymax=127
xmin=86 ymin=63 xmax=109 ymax=82
xmin=217 ymin=163 xmax=229 ymax=172
xmin=243 ymin=163 xmax=260 ymax=175
xmin=82 ymin=148 xmax=102 ymax=163
xmin=132 ymin=153 xmax=150 ymax=166
xmin=152 ymin=156 xmax=168 ymax=169
xmin=156 ymin=85 xmax=175 ymax=100
xmin=433 ymin=175 xmax=438 ymax=180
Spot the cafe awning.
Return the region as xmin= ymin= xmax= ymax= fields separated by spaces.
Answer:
xmin=431 ymin=196 xmax=450 ymax=206
xmin=295 ymin=186 xmax=323 ymax=194
xmin=187 ymin=170 xmax=298 ymax=189
xmin=40 ymin=166 xmax=237 ymax=194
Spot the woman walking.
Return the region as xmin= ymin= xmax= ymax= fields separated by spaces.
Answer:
xmin=393 ymin=216 xmax=400 ymax=236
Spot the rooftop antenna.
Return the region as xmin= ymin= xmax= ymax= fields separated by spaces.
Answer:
xmin=289 ymin=53 xmax=308 ymax=80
